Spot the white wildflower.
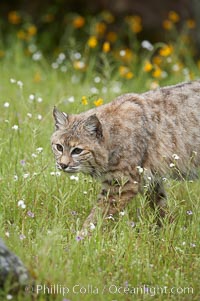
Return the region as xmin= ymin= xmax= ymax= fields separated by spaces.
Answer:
xmin=37 ymin=97 xmax=43 ymax=103
xmin=172 ymin=154 xmax=180 ymax=160
xmin=119 ymin=211 xmax=125 ymax=216
xmin=12 ymin=125 xmax=19 ymax=131
xmin=90 ymin=223 xmax=96 ymax=230
xmin=14 ymin=175 xmax=18 ymax=181
xmin=141 ymin=40 xmax=154 ymax=51
xmin=31 ymin=153 xmax=37 ymax=158
xmin=5 ymin=232 xmax=10 ymax=238
xmin=94 ymin=76 xmax=101 ymax=83
xmin=58 ymin=52 xmax=66 ymax=61
xmin=105 ymin=214 xmax=115 ymax=221
xmin=51 ymin=62 xmax=59 ymax=69
xmin=10 ymin=78 xmax=16 ymax=84
xmin=74 ymin=52 xmax=81 ymax=59
xmin=18 ymin=200 xmax=26 ymax=209
xmin=150 ymin=81 xmax=159 ymax=90
xmin=172 ymin=64 xmax=180 ymax=72
xmin=169 ymin=163 xmax=175 ymax=168
xmin=36 ymin=147 xmax=43 ymax=153
xmin=29 ymin=94 xmax=35 ymax=101
xmin=50 ymin=171 xmax=61 ymax=176
xmin=76 ymin=61 xmax=85 ymax=69
xmin=167 ymin=57 xmax=172 ymax=63
xmin=37 ymin=114 xmax=42 ymax=120
xmin=119 ymin=49 xmax=126 ymax=57
xmin=23 ymin=173 xmax=30 ymax=179
xmin=17 ymin=80 xmax=23 ymax=88
xmin=90 ymin=87 xmax=99 ymax=94
xmin=19 ymin=234 xmax=26 ymax=240
xmin=83 ymin=191 xmax=88 ymax=195
xmin=27 ymin=113 xmax=32 ymax=118
xmin=70 ymin=175 xmax=79 ymax=181
xmin=68 ymin=96 xmax=75 ymax=103
xmin=6 ymin=294 xmax=13 ymax=300
xmin=32 ymin=51 xmax=42 ymax=61
xmin=4 ymin=102 xmax=10 ymax=108
xmin=136 ymin=166 xmax=144 ymax=174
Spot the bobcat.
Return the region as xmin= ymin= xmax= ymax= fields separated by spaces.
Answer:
xmin=51 ymin=80 xmax=200 ymax=236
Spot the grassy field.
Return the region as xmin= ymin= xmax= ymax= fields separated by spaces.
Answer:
xmin=0 ymin=40 xmax=200 ymax=301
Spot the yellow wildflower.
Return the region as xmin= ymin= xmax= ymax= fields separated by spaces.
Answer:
xmin=82 ymin=96 xmax=88 ymax=105
xmin=143 ymin=61 xmax=153 ymax=72
xmin=17 ymin=30 xmax=27 ymax=40
xmin=162 ymin=19 xmax=173 ymax=30
xmin=73 ymin=16 xmax=85 ymax=28
xmin=43 ymin=14 xmax=55 ymax=23
xmin=0 ymin=50 xmax=5 ymax=58
xmin=126 ymin=15 xmax=142 ymax=33
xmin=106 ymin=31 xmax=117 ymax=43
xmin=101 ymin=11 xmax=115 ymax=23
xmin=186 ymin=19 xmax=196 ymax=29
xmin=94 ymin=98 xmax=103 ymax=107
xmin=87 ymin=36 xmax=98 ymax=48
xmin=8 ymin=11 xmax=21 ymax=24
xmin=27 ymin=25 xmax=37 ymax=36
xmin=159 ymin=45 xmax=173 ymax=57
xmin=168 ymin=11 xmax=180 ymax=23
xmin=119 ymin=48 xmax=133 ymax=63
xmin=125 ymin=71 xmax=134 ymax=79
xmin=119 ymin=66 xmax=128 ymax=77
xmin=102 ymin=42 xmax=110 ymax=53
xmin=153 ymin=56 xmax=162 ymax=66
xmin=73 ymin=60 xmax=86 ymax=71
xmin=119 ymin=66 xmax=134 ymax=79
xmin=152 ymin=67 xmax=162 ymax=78
xmin=95 ymin=22 xmax=106 ymax=36
xmin=33 ymin=72 xmax=41 ymax=83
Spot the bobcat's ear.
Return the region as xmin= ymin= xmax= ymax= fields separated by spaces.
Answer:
xmin=84 ymin=114 xmax=103 ymax=139
xmin=53 ymin=106 xmax=68 ymax=130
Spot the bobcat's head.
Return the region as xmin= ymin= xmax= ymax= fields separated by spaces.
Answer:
xmin=51 ymin=107 xmax=108 ymax=177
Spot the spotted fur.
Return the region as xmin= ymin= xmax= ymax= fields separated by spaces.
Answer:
xmin=51 ymin=80 xmax=200 ymax=236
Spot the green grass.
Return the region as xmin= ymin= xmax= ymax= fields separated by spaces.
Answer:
xmin=0 ymin=47 xmax=200 ymax=301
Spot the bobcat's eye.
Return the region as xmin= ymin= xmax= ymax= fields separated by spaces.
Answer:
xmin=71 ymin=147 xmax=83 ymax=155
xmin=56 ymin=144 xmax=63 ymax=152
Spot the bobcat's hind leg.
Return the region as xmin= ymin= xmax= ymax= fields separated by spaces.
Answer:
xmin=146 ymin=179 xmax=170 ymax=222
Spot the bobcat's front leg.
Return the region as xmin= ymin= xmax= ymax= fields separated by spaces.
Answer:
xmin=80 ymin=178 xmax=139 ymax=237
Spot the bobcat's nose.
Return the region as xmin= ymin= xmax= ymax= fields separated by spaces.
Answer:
xmin=60 ymin=163 xmax=69 ymax=170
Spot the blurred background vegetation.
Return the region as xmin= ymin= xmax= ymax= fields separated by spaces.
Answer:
xmin=0 ymin=0 xmax=199 ymax=53
xmin=0 ymin=0 xmax=199 ymax=91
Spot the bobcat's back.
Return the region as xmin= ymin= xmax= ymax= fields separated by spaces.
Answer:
xmin=52 ymin=80 xmax=200 ymax=180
